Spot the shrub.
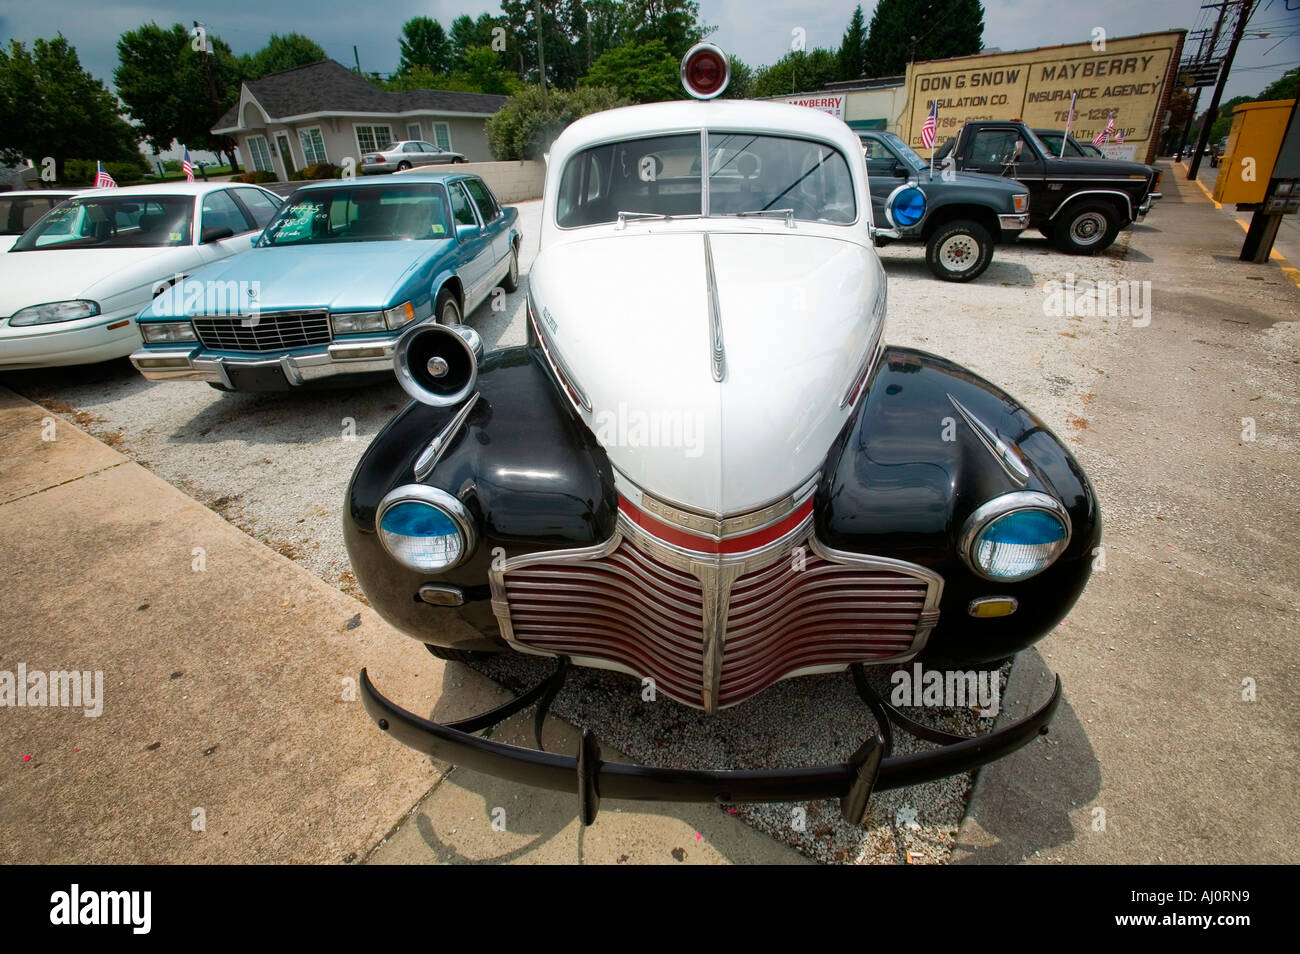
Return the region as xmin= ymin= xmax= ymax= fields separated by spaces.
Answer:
xmin=62 ymin=158 xmax=149 ymax=186
xmin=487 ymin=85 xmax=628 ymax=161
xmin=299 ymin=162 xmax=339 ymax=180
xmin=236 ymin=169 xmax=278 ymax=184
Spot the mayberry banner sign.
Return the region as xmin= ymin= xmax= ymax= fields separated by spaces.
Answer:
xmin=904 ymin=30 xmax=1185 ymax=164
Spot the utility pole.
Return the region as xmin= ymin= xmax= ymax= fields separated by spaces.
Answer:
xmin=1188 ymin=0 xmax=1253 ymax=181
xmin=1177 ymin=11 xmax=1226 ymax=159
xmin=534 ymin=0 xmax=547 ymax=104
xmin=194 ymin=21 xmax=237 ymax=173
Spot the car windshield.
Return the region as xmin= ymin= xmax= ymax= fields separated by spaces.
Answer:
xmin=880 ymin=132 xmax=927 ymax=171
xmin=10 ymin=195 xmax=193 ymax=250
xmin=556 ymin=131 xmax=856 ymax=227
xmin=0 ymin=194 xmax=69 ymax=235
xmin=260 ymin=183 xmax=451 ymax=245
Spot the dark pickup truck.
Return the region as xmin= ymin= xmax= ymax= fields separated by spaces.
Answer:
xmin=861 ymin=129 xmax=1030 ymax=282
xmin=934 ymin=120 xmax=1162 ymax=254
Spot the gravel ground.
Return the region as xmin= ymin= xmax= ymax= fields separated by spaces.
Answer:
xmin=4 ymin=197 xmax=1132 ymax=864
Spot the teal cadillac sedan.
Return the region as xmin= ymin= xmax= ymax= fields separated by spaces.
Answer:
xmin=130 ymin=172 xmax=520 ymax=391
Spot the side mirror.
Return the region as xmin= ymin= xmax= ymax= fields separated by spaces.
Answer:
xmin=201 ymin=225 xmax=235 ymax=244
xmin=455 ymin=222 xmax=479 ymax=242
xmin=892 ymin=163 xmax=908 ymax=178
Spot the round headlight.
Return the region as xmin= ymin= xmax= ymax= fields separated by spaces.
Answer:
xmin=960 ymin=492 xmax=1071 ymax=582
xmin=885 ymin=185 xmax=926 ymax=228
xmin=376 ymin=486 xmax=476 ymax=571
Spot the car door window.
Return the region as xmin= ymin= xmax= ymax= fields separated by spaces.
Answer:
xmin=449 ymin=182 xmax=478 ymax=227
xmin=232 ymin=188 xmax=282 ymax=228
xmin=202 ymin=189 xmax=253 ymax=235
xmin=462 ymin=178 xmax=499 ymax=223
xmin=969 ymin=130 xmax=1021 ymax=166
xmin=863 ymin=139 xmax=900 ymax=178
xmin=403 ymin=143 xmax=421 ymax=153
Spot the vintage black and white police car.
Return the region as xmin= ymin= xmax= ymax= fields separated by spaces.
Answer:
xmin=348 ymin=45 xmax=1099 ymax=826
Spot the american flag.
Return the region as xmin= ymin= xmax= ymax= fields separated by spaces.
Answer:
xmin=920 ymin=100 xmax=939 ymax=150
xmin=182 ymin=148 xmax=195 ymax=182
xmin=1115 ymin=127 xmax=1124 ymax=144
xmin=94 ymin=161 xmax=117 ymax=189
xmin=1093 ymin=115 xmax=1114 ymax=147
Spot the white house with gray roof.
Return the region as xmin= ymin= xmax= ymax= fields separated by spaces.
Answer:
xmin=212 ymin=60 xmax=507 ymax=179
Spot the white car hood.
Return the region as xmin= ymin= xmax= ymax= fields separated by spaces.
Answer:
xmin=531 ymin=229 xmax=883 ymax=517
xmin=0 ymin=246 xmax=182 ymax=317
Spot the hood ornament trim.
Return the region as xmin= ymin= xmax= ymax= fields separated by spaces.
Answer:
xmin=947 ymin=394 xmax=1030 ymax=485
xmin=703 ymin=233 xmax=726 ymax=383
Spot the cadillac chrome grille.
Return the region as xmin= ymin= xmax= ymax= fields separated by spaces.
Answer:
xmin=493 ymin=526 xmax=940 ymax=712
xmin=191 ymin=311 xmax=331 ymax=353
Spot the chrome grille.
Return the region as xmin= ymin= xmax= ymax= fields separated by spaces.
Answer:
xmin=191 ymin=311 xmax=331 ymax=353
xmin=496 ymin=530 xmax=938 ymax=711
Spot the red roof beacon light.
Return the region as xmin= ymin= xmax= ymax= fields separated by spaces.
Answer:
xmin=681 ymin=43 xmax=730 ymax=100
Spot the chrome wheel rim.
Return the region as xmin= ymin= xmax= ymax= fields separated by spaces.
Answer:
xmin=1070 ymin=212 xmax=1107 ymax=246
xmin=939 ymin=234 xmax=979 ymax=271
xmin=442 ymin=299 xmax=460 ymax=324
xmin=509 ymin=250 xmax=518 ymax=283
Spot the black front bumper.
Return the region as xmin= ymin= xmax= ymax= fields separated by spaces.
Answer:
xmin=359 ymin=660 xmax=1061 ymax=827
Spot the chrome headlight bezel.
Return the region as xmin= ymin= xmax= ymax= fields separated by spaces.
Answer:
xmin=959 ymin=491 xmax=1072 ymax=583
xmin=139 ymin=320 xmax=198 ymax=344
xmin=8 ymin=300 xmax=100 ymax=327
xmin=375 ymin=484 xmax=477 ymax=572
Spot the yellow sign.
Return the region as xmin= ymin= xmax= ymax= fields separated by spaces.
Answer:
xmin=904 ymin=31 xmax=1184 ymax=162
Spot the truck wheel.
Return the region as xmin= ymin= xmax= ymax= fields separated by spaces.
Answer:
xmin=926 ymin=219 xmax=993 ymax=282
xmin=1053 ymin=202 xmax=1120 ymax=254
xmin=425 ymin=644 xmax=492 ymax=663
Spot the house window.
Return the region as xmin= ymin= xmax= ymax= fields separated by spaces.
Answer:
xmin=246 ymin=135 xmax=274 ymax=173
xmin=298 ymin=127 xmax=328 ymax=165
xmin=355 ymin=124 xmax=394 ymax=156
xmin=432 ymin=122 xmax=452 ymax=152
xmin=406 ymin=122 xmax=422 ymax=142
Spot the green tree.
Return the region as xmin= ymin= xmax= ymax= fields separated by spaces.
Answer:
xmin=388 ymin=47 xmax=522 ymax=96
xmin=398 ymin=17 xmax=451 ymax=75
xmin=617 ymin=0 xmax=710 ymax=59
xmin=449 ymin=13 xmax=507 ymax=71
xmin=1257 ymin=67 xmax=1299 ymax=103
xmin=241 ymin=32 xmax=326 ymax=78
xmin=0 ymin=36 xmax=141 ymax=181
xmin=115 ymin=23 xmax=242 ymax=167
xmin=863 ymin=0 xmax=984 ymax=77
xmin=581 ymin=40 xmax=679 ymax=103
xmin=752 ymin=48 xmax=840 ymax=98
xmin=500 ymin=0 xmax=590 ymax=90
xmin=723 ymin=55 xmax=753 ymax=99
xmin=486 ymin=84 xmax=626 ymax=160
xmin=839 ymin=5 xmax=867 ymax=80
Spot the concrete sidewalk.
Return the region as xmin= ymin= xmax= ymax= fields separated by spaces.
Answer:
xmin=0 ymin=388 xmax=800 ymax=864
xmin=954 ymin=162 xmax=1300 ymax=864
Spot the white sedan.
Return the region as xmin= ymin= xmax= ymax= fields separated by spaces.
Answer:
xmin=0 ymin=190 xmax=81 ymax=253
xmin=0 ymin=181 xmax=283 ymax=370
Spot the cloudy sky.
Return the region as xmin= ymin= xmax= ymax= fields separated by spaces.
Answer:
xmin=1 ymin=0 xmax=1296 ymax=101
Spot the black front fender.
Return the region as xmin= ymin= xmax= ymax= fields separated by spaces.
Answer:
xmin=818 ymin=347 xmax=1100 ymax=664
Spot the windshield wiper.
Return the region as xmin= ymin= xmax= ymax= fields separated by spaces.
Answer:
xmin=616 ymin=210 xmax=674 ymax=228
xmin=734 ymin=208 xmax=795 ymax=227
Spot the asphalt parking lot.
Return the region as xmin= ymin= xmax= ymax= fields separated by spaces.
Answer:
xmin=3 ymin=167 xmax=1297 ymax=864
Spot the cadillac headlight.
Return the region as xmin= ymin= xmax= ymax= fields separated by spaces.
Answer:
xmin=960 ymin=492 xmax=1071 ymax=582
xmin=8 ymin=300 xmax=100 ymax=327
xmin=139 ymin=321 xmax=198 ymax=344
xmin=376 ymin=485 xmax=476 ymax=571
xmin=330 ymin=310 xmax=387 ymax=335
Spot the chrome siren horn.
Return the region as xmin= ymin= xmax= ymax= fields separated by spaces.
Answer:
xmin=394 ymin=323 xmax=479 ymax=406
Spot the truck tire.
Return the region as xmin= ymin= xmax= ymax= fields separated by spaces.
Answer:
xmin=1052 ymin=202 xmax=1120 ymax=254
xmin=926 ymin=219 xmax=994 ymax=282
